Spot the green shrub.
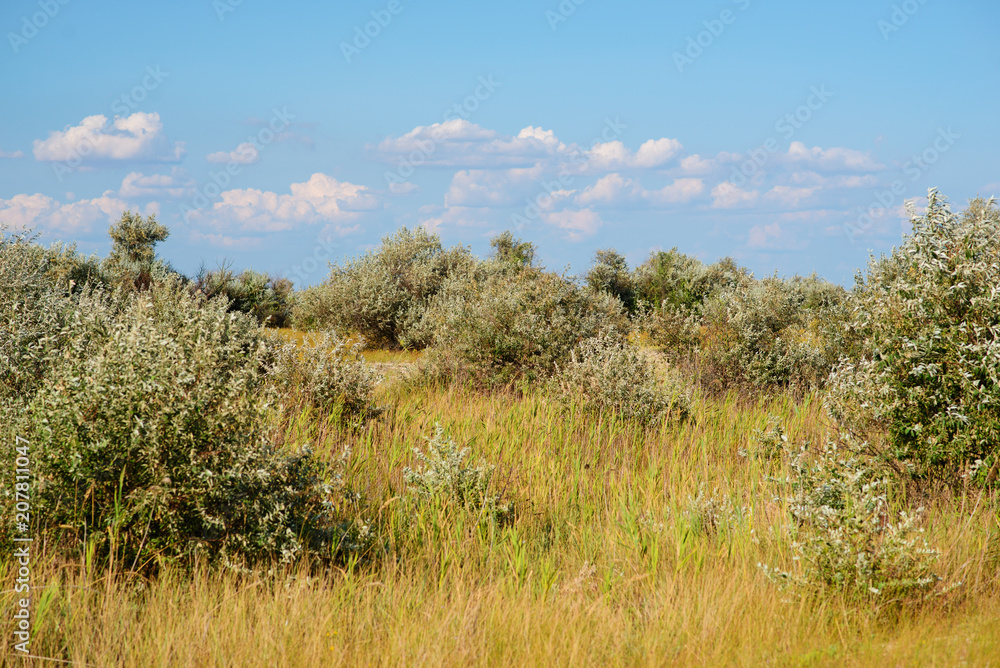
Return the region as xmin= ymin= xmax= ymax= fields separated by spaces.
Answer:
xmin=195 ymin=264 xmax=294 ymax=327
xmin=403 ymin=424 xmax=511 ymax=523
xmin=102 ymin=210 xmax=176 ymax=291
xmin=3 ymin=279 xmax=356 ymax=568
xmin=763 ymin=438 xmax=948 ymax=605
xmin=680 ymin=484 xmax=746 ymax=537
xmin=268 ymin=330 xmax=383 ymax=424
xmin=633 ymin=248 xmax=748 ymax=312
xmin=489 ymin=230 xmax=537 ymax=269
xmin=586 ymin=249 xmax=637 ymax=313
xmin=553 ymin=335 xmax=691 ymax=426
xmin=827 ymin=191 xmax=1000 ymax=487
xmin=639 ymin=302 xmax=702 ymax=359
xmin=0 ymin=230 xmax=106 ymax=406
xmin=294 ymin=227 xmax=476 ymax=348
xmin=419 ymin=266 xmax=629 ymax=386
xmin=697 ymin=274 xmax=847 ymax=393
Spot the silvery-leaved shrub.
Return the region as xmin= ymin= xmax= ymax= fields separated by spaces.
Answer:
xmin=763 ymin=438 xmax=948 ymax=605
xmin=194 ymin=264 xmax=294 ymax=327
xmin=292 ymin=227 xmax=476 ymax=347
xmin=418 ymin=266 xmax=630 ymax=386
xmin=5 ymin=279 xmax=354 ymax=568
xmin=586 ymin=248 xmax=637 ymax=313
xmin=681 ymin=484 xmax=746 ymax=537
xmin=404 ymin=424 xmax=511 ymax=523
xmin=0 ymin=230 xmax=118 ymax=409
xmin=740 ymin=415 xmax=788 ymax=461
xmin=827 ymin=191 xmax=1000 ymax=487
xmin=633 ymin=248 xmax=749 ymax=312
xmin=102 ymin=210 xmax=178 ymax=292
xmin=268 ymin=330 xmax=384 ymax=425
xmin=553 ymin=335 xmax=691 ymax=426
xmin=697 ymin=274 xmax=847 ymax=393
xmin=638 ymin=302 xmax=702 ymax=359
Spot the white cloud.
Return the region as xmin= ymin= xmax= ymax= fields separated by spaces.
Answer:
xmin=444 ymin=166 xmax=547 ymax=207
xmin=541 ymin=208 xmax=603 ymax=240
xmin=32 ymin=112 xmax=185 ymax=163
xmin=389 ymin=181 xmax=420 ymax=195
xmin=783 ymin=141 xmax=882 ymax=172
xmin=763 ymin=185 xmax=820 ymax=208
xmin=206 ymin=142 xmax=259 ymax=165
xmin=374 ymin=119 xmax=561 ymax=168
xmin=584 ymin=137 xmax=683 ymax=172
xmin=747 ymin=222 xmax=808 ymax=250
xmin=711 ymin=182 xmax=760 ymax=209
xmin=0 ymin=191 xmax=149 ymax=234
xmin=188 ymin=231 xmax=263 ymax=249
xmin=576 ymin=174 xmax=703 ymax=207
xmin=376 ymin=119 xmax=684 ymax=173
xmin=188 ymin=173 xmax=379 ymax=233
xmin=789 ymin=171 xmax=879 ymax=188
xmin=119 ymin=169 xmax=196 ymax=199
xmin=0 ymin=148 xmax=24 ymax=158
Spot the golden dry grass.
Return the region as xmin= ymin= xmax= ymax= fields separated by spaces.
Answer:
xmin=3 ymin=364 xmax=1000 ymax=666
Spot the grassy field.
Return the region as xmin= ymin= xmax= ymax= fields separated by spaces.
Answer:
xmin=4 ymin=353 xmax=999 ymax=666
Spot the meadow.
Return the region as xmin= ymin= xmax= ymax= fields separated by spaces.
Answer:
xmin=2 ymin=193 xmax=999 ymax=666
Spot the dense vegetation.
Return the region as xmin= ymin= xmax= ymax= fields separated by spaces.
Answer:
xmin=3 ymin=191 xmax=1000 ymax=665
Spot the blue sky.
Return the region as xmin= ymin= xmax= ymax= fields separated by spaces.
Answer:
xmin=2 ymin=0 xmax=997 ymax=286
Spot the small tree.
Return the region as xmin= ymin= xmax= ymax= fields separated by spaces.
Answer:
xmin=827 ymin=191 xmax=1000 ymax=487
xmin=105 ymin=210 xmax=171 ymax=291
xmin=489 ymin=231 xmax=536 ymax=268
xmin=586 ymin=249 xmax=636 ymax=312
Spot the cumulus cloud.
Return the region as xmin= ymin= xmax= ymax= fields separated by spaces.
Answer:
xmin=374 ymin=119 xmax=685 ymax=174
xmin=576 ymin=174 xmax=703 ymax=207
xmin=711 ymin=182 xmax=760 ymax=209
xmin=119 ymin=169 xmax=196 ymax=199
xmin=0 ymin=148 xmax=24 ymax=158
xmin=747 ymin=222 xmax=808 ymax=250
xmin=585 ymin=138 xmax=683 ymax=171
xmin=374 ymin=119 xmax=561 ymax=168
xmin=762 ymin=185 xmax=820 ymax=208
xmin=541 ymin=208 xmax=603 ymax=240
xmin=782 ymin=141 xmax=882 ymax=172
xmin=444 ymin=166 xmax=549 ymax=207
xmin=33 ymin=113 xmax=185 ymax=164
xmin=789 ymin=171 xmax=879 ymax=188
xmin=0 ymin=191 xmax=149 ymax=234
xmin=206 ymin=142 xmax=259 ymax=165
xmin=188 ymin=231 xmax=263 ymax=249
xmin=187 ymin=173 xmax=379 ymax=233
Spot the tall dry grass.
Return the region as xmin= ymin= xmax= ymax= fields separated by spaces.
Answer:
xmin=3 ymin=375 xmax=999 ymax=666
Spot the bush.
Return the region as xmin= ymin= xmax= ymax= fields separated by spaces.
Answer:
xmin=2 ymin=279 xmax=357 ymax=568
xmin=639 ymin=302 xmax=702 ymax=359
xmin=827 ymin=192 xmax=1000 ymax=487
xmin=404 ymin=424 xmax=511 ymax=523
xmin=680 ymin=484 xmax=746 ymax=537
xmin=697 ymin=274 xmax=847 ymax=393
xmin=0 ymin=230 xmax=116 ymax=408
xmin=268 ymin=330 xmax=383 ymax=425
xmin=489 ymin=230 xmax=537 ymax=269
xmin=763 ymin=437 xmax=947 ymax=605
xmin=195 ymin=264 xmax=294 ymax=327
xmin=586 ymin=249 xmax=636 ymax=313
xmin=553 ymin=335 xmax=691 ymax=426
xmin=294 ymin=227 xmax=476 ymax=348
xmin=103 ymin=210 xmax=176 ymax=291
xmin=633 ymin=248 xmax=748 ymax=312
xmin=419 ymin=266 xmax=630 ymax=386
